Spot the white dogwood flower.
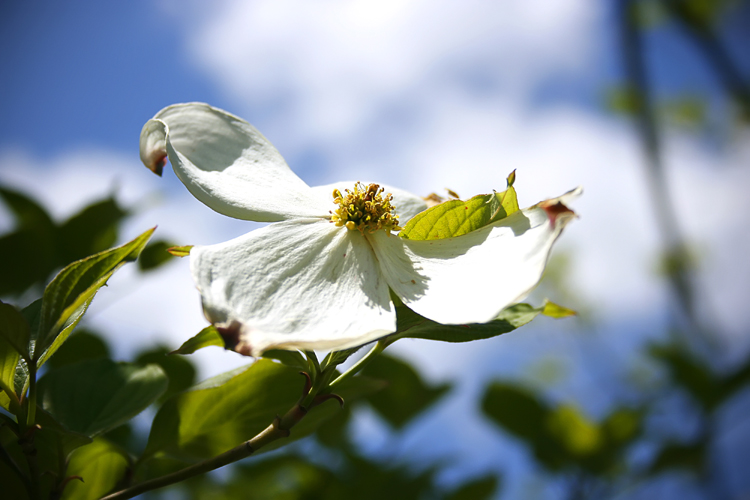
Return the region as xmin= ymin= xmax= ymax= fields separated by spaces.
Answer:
xmin=140 ymin=102 xmax=579 ymax=356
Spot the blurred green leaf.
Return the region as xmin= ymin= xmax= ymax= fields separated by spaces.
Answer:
xmin=58 ymin=197 xmax=128 ymax=264
xmin=389 ymin=301 xmax=547 ymax=344
xmin=0 ymin=188 xmax=58 ymax=296
xmin=35 ymin=227 xmax=154 ymax=367
xmin=445 ymin=474 xmax=500 ymax=500
xmin=650 ymin=343 xmax=718 ymax=410
xmin=649 ymin=441 xmax=706 ymax=475
xmin=46 ymin=329 xmax=110 ymax=369
xmin=0 ymin=229 xmax=58 ymax=296
xmin=62 ymin=437 xmax=130 ymax=500
xmin=167 ymin=245 xmax=193 ymax=257
xmin=170 ymin=326 xmax=224 ymax=355
xmin=137 ymin=240 xmax=177 ymax=271
xmin=0 ymin=186 xmax=56 ymax=231
xmin=0 ymin=301 xmax=30 ymax=360
xmin=547 ymin=404 xmax=603 ymax=458
xmin=38 ymin=358 xmax=167 ymax=437
xmin=136 ymin=346 xmax=196 ymax=402
xmin=606 ymin=86 xmax=643 ymax=115
xmin=361 ymin=353 xmax=451 ymax=429
xmin=542 ymin=301 xmax=577 ymax=319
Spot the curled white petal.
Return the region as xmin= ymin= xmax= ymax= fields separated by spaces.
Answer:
xmin=310 ymin=182 xmax=428 ymax=222
xmin=370 ymin=188 xmax=580 ymax=325
xmin=191 ymin=219 xmax=396 ymax=356
xmin=139 ymin=102 xmax=332 ymax=222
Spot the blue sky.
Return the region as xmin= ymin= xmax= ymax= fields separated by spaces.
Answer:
xmin=2 ymin=1 xmax=750 ymax=498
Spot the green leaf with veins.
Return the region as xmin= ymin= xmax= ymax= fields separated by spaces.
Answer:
xmin=400 ymin=172 xmax=518 ymax=241
xmin=144 ymin=359 xmax=381 ymax=461
xmin=62 ymin=437 xmax=130 ymax=500
xmin=34 ymin=228 xmax=153 ymax=366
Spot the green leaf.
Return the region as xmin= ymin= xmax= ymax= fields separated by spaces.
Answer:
xmin=0 ymin=335 xmax=20 ymax=412
xmin=58 ymin=197 xmax=128 ymax=265
xmin=166 ymin=245 xmax=193 ymax=257
xmin=0 ymin=229 xmax=58 ymax=296
xmin=137 ymin=240 xmax=177 ymax=271
xmin=650 ymin=343 xmax=718 ymax=411
xmin=361 ymin=354 xmax=451 ymax=429
xmin=170 ymin=326 xmax=225 ymax=355
xmin=388 ymin=302 xmax=546 ymax=345
xmin=46 ymin=329 xmax=111 ymax=369
xmin=262 ymin=349 xmax=309 ymax=372
xmin=144 ymin=359 xmax=378 ymax=461
xmin=541 ymin=301 xmax=577 ymax=318
xmin=62 ymin=438 xmax=129 ymax=500
xmin=35 ymin=228 xmax=154 ymax=366
xmin=400 ymin=174 xmax=519 ymax=241
xmin=445 ymin=474 xmax=500 ymax=500
xmin=35 ymin=408 xmax=93 ymax=461
xmin=135 ymin=346 xmax=196 ymax=402
xmin=481 ymin=382 xmax=569 ymax=471
xmin=144 ymin=360 xmax=304 ymax=461
xmin=649 ymin=441 xmax=706 ymax=475
xmin=38 ymin=358 xmax=168 ymax=437
xmin=0 ymin=301 xmax=30 ymax=360
xmin=0 ymin=186 xmax=55 ymax=231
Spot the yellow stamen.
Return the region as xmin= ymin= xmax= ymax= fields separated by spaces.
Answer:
xmin=330 ymin=182 xmax=401 ymax=233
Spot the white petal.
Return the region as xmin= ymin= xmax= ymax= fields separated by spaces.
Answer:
xmin=139 ymin=103 xmax=332 ymax=222
xmin=310 ymin=182 xmax=428 ymax=222
xmin=190 ymin=219 xmax=396 ymax=356
xmin=369 ymin=188 xmax=581 ymax=325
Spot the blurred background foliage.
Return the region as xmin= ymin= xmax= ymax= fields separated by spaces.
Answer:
xmin=1 ymin=0 xmax=749 ymax=499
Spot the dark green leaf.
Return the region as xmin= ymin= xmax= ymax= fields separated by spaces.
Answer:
xmin=388 ymin=301 xmax=546 ymax=345
xmin=649 ymin=441 xmax=706 ymax=475
xmin=38 ymin=358 xmax=168 ymax=437
xmin=35 ymin=227 xmax=154 ymax=366
xmin=137 ymin=240 xmax=177 ymax=271
xmin=144 ymin=360 xmax=303 ymax=461
xmin=262 ymin=349 xmax=309 ymax=372
xmin=445 ymin=474 xmax=500 ymax=500
xmin=46 ymin=329 xmax=110 ymax=369
xmin=0 ymin=186 xmax=55 ymax=231
xmin=144 ymin=359 xmax=378 ymax=461
xmin=58 ymin=197 xmax=128 ymax=264
xmin=135 ymin=346 xmax=196 ymax=402
xmin=650 ymin=343 xmax=718 ymax=411
xmin=361 ymin=354 xmax=450 ymax=428
xmin=0 ymin=301 xmax=30 ymax=360
xmin=170 ymin=326 xmax=225 ymax=355
xmin=62 ymin=438 xmax=130 ymax=500
xmin=0 ymin=229 xmax=57 ymax=296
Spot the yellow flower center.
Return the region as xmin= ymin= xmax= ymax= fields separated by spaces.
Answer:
xmin=330 ymin=182 xmax=401 ymax=233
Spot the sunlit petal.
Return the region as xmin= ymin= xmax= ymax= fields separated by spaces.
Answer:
xmin=139 ymin=102 xmax=332 ymax=222
xmin=370 ymin=188 xmax=581 ymax=325
xmin=191 ymin=219 xmax=396 ymax=356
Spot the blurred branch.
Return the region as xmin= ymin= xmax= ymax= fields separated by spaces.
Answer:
xmin=663 ymin=0 xmax=750 ymax=119
xmin=619 ymin=0 xmax=711 ymax=346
